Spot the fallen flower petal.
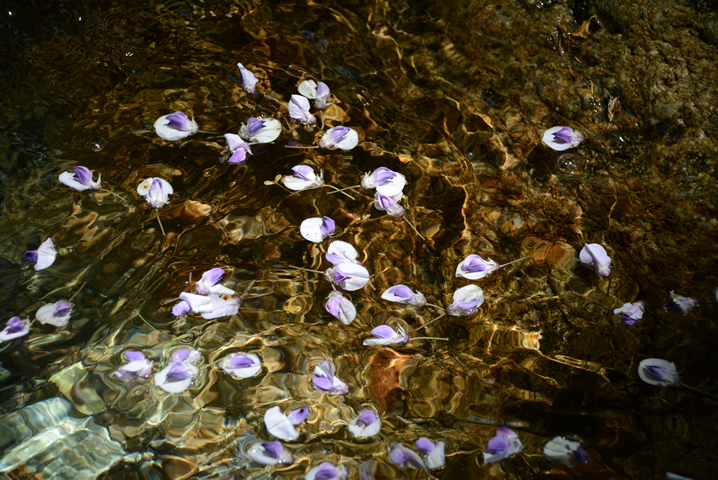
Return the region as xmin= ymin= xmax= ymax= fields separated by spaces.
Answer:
xmin=305 ymin=462 xmax=348 ymax=480
xmin=358 ymin=460 xmax=378 ymax=480
xmin=381 ymin=285 xmax=426 ymax=307
xmin=300 ymin=216 xmax=335 ymax=243
xmin=374 ymin=192 xmax=405 ymax=217
xmin=154 ymin=348 xmax=200 ymax=393
xmin=137 ymin=177 xmax=173 ymax=209
xmin=239 ymin=117 xmax=282 ymax=144
xmin=455 ymin=254 xmax=500 ymax=280
xmin=36 ymin=300 xmax=73 ymax=327
xmin=319 ymin=126 xmax=358 ymax=150
xmin=265 ymin=405 xmax=306 ymax=441
xmin=483 ymin=426 xmax=523 ymax=464
xmin=237 ymin=62 xmax=259 ymax=94
xmin=288 ymin=95 xmax=316 ymax=125
xmin=173 ymin=292 xmax=241 ymax=319
xmin=664 ymin=291 xmax=698 ymax=315
xmin=446 ymin=285 xmax=484 ymax=316
xmin=415 ymin=437 xmax=446 ymax=470
xmin=614 ymin=301 xmax=644 ymax=325
xmin=59 ymin=166 xmax=101 ymax=191
xmin=638 ymin=358 xmax=680 ymax=387
xmin=542 ymin=126 xmax=584 ymax=151
xmin=247 ymin=441 xmax=293 ymax=466
xmin=579 ymin=243 xmax=611 ymax=277
xmin=312 ymin=360 xmax=350 ymax=395
xmin=282 ymin=165 xmax=324 ymax=191
xmin=326 ymin=262 xmax=370 ymax=291
xmin=219 ymin=353 xmax=262 ymax=378
xmin=388 ymin=442 xmax=425 ymax=469
xmin=0 ymin=317 xmax=30 ymax=342
xmin=348 ymin=409 xmax=381 ymax=438
xmin=114 ymin=351 xmax=153 ymax=379
xmin=543 ymin=436 xmax=589 ymax=467
xmin=224 ymin=133 xmax=252 ymax=164
xmin=22 ymin=237 xmax=57 ymax=271
xmin=154 ymin=111 xmax=199 ymax=141
xmin=325 ymin=240 xmax=361 ymax=265
xmin=195 ymin=267 xmax=235 ymax=296
xmin=361 ymin=167 xmax=406 ymax=197
xmin=363 ymin=325 xmax=409 ymax=346
xmin=325 ymin=291 xmax=356 ymax=325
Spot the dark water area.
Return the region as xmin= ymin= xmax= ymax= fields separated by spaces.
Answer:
xmin=0 ymin=0 xmax=717 ymax=478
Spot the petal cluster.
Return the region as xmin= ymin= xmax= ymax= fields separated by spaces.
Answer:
xmin=282 ymin=165 xmax=324 ymax=191
xmin=543 ymin=436 xmax=589 ymax=467
xmin=312 ymin=360 xmax=350 ymax=395
xmin=483 ymin=426 xmax=523 ymax=463
xmin=219 ymin=353 xmax=262 ymax=378
xmin=638 ymin=358 xmax=680 ymax=387
xmin=0 ymin=317 xmax=30 ymax=342
xmin=22 ymin=238 xmax=57 ymax=271
xmin=264 ymin=405 xmax=309 ymax=441
xmin=114 ymin=351 xmax=153 ymax=379
xmin=154 ymin=112 xmax=199 ymax=141
xmin=35 ymin=300 xmax=73 ymax=327
xmin=59 ymin=166 xmax=101 ymax=191
xmin=455 ymin=254 xmax=499 ymax=280
xmin=579 ymin=243 xmax=611 ymax=277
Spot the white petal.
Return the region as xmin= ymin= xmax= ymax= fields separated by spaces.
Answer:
xmin=154 ymin=114 xmax=199 ymax=141
xmin=252 ymin=118 xmax=283 ymax=143
xmin=300 ymin=217 xmax=328 ymax=243
xmin=264 ymin=406 xmax=300 ymax=441
xmin=326 ymin=240 xmax=360 ymax=265
xmin=425 ymin=441 xmax=445 ymax=469
xmin=335 ymin=129 xmax=359 ymax=150
xmin=298 ymin=79 xmax=318 ymax=99
xmin=347 ymin=416 xmax=381 ymax=438
xmin=282 ymin=176 xmax=315 ymax=191
xmin=58 ymin=172 xmax=92 ymax=191
xmin=375 ymin=173 xmax=407 ymax=198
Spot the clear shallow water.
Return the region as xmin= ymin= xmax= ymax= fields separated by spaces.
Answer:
xmin=1 ymin=0 xmax=717 ymax=479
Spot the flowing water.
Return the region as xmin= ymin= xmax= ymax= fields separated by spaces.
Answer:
xmin=1 ymin=0 xmax=717 ymax=479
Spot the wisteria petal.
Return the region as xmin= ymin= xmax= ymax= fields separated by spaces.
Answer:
xmin=264 ymin=406 xmax=300 ymax=440
xmin=455 ymin=254 xmax=500 ymax=280
xmin=325 ymin=291 xmax=356 ymax=325
xmin=319 ymin=126 xmax=358 ymax=150
xmin=301 ymin=217 xmax=335 ymax=243
xmin=543 ymin=436 xmax=589 ymax=467
xmin=638 ymin=358 xmax=680 ymax=386
xmin=579 ymin=243 xmax=611 ymax=276
xmin=305 ymin=462 xmax=348 ymax=480
xmin=389 ymin=443 xmax=425 ymax=469
xmin=154 ymin=112 xmax=199 ymax=141
xmin=237 ymin=63 xmax=259 ymax=94
xmin=288 ymin=95 xmax=316 ymax=125
xmin=0 ymin=317 xmax=30 ymax=342
xmin=542 ymin=126 xmax=584 ymax=151
xmin=348 ymin=409 xmax=381 ymax=438
xmin=381 ymin=285 xmax=426 ymax=307
xmin=247 ymin=441 xmax=293 ymax=466
xmin=219 ymin=353 xmax=262 ymax=378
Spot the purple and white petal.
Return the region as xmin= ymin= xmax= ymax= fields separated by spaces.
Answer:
xmin=446 ymin=285 xmax=484 ymax=316
xmin=0 ymin=317 xmax=30 ymax=342
xmin=59 ymin=166 xmax=101 ymax=191
xmin=288 ymin=95 xmax=316 ymax=125
xmin=195 ymin=268 xmax=235 ymax=296
xmin=312 ymin=360 xmax=350 ymax=395
xmin=154 ymin=349 xmax=200 ymax=394
xmin=239 ymin=117 xmax=282 ymax=144
xmin=314 ymin=82 xmax=332 ymax=110
xmin=416 ymin=438 xmax=445 ymax=469
xmin=35 ymin=300 xmax=73 ymax=327
xmin=200 ymin=295 xmax=241 ymax=319
xmin=483 ymin=426 xmax=523 ymax=464
xmin=154 ymin=112 xmax=199 ymax=141
xmin=666 ymin=291 xmax=699 ymax=315
xmin=389 ymin=443 xmax=425 ymax=469
xmin=224 ymin=133 xmax=252 ymax=164
xmin=374 ymin=192 xmax=405 ymax=217
xmin=543 ymin=436 xmax=589 ymax=467
xmin=282 ymin=165 xmax=324 ymax=191
xmin=361 ymin=167 xmax=406 ymax=197
xmin=300 ymin=216 xmax=335 ymax=243
xmin=579 ymin=243 xmax=611 ymax=277
xmin=326 ymin=262 xmax=370 ymax=291
xmin=381 ymin=285 xmax=426 ymax=307
xmin=247 ymin=441 xmax=293 ymax=466
xmin=237 ymin=63 xmax=259 ymax=94
xmin=264 ymin=406 xmax=300 ymax=441
xmin=137 ymin=177 xmax=173 ymax=209
xmin=298 ymin=79 xmax=318 ymax=99
xmin=33 ymin=238 xmax=58 ymax=271
xmin=325 ymin=291 xmax=356 ymax=325
xmin=325 ymin=240 xmax=361 ymax=265
xmin=348 ymin=409 xmax=381 ymax=438
xmin=362 ymin=325 xmax=409 ymax=346
xmin=455 ymin=254 xmax=500 ymax=280
xmin=542 ymin=126 xmax=584 ymax=151
xmin=219 ymin=353 xmax=262 ymax=378
xmin=288 ymin=405 xmax=309 ymax=426
xmin=172 ymin=300 xmax=191 ymax=316
xmin=638 ymin=358 xmax=680 ymax=387
xmin=613 ymin=301 xmax=644 ymax=325
xmin=319 ymin=126 xmax=359 ymax=150
xmin=114 ymin=351 xmax=153 ymax=379
xmin=305 ymin=462 xmax=348 ymax=480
